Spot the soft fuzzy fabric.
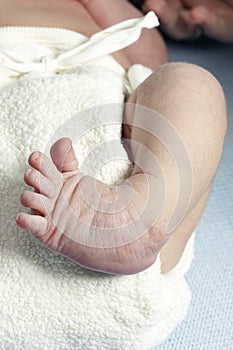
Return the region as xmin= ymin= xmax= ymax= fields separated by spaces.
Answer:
xmin=0 ymin=24 xmax=194 ymax=350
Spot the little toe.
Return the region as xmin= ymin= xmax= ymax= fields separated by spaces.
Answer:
xmin=20 ymin=190 xmax=50 ymax=216
xmin=29 ymin=151 xmax=61 ymax=185
xmin=24 ymin=168 xmax=56 ymax=198
xmin=50 ymin=138 xmax=79 ymax=173
xmin=16 ymin=212 xmax=48 ymax=236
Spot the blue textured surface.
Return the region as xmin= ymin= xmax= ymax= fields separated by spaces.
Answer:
xmin=155 ymin=39 xmax=233 ymax=350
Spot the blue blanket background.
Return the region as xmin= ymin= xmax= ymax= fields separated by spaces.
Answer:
xmin=155 ymin=38 xmax=233 ymax=350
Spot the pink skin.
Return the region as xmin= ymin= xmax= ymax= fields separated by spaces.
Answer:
xmin=142 ymin=0 xmax=233 ymax=42
xmin=16 ymin=138 xmax=167 ymax=275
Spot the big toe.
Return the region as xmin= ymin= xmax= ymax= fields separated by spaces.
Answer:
xmin=50 ymin=138 xmax=79 ymax=173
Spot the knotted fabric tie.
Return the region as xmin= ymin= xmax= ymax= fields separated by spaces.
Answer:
xmin=0 ymin=11 xmax=159 ymax=77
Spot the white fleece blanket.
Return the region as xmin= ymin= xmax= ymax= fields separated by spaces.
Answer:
xmin=0 ymin=20 xmax=194 ymax=350
xmin=0 ymin=60 xmax=194 ymax=350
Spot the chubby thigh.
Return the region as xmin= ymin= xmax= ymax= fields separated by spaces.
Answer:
xmin=0 ymin=0 xmax=98 ymax=34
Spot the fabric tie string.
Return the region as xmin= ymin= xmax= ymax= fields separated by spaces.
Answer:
xmin=0 ymin=11 xmax=159 ymax=77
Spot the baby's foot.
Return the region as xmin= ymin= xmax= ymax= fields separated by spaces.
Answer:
xmin=143 ymin=0 xmax=199 ymax=40
xmin=190 ymin=1 xmax=233 ymax=42
xmin=143 ymin=0 xmax=233 ymax=42
xmin=16 ymin=138 xmax=166 ymax=274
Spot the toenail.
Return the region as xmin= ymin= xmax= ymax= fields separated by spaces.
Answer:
xmin=31 ymin=152 xmax=40 ymax=161
xmin=25 ymin=169 xmax=32 ymax=177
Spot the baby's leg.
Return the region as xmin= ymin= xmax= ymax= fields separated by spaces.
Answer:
xmin=125 ymin=62 xmax=227 ymax=272
xmin=17 ymin=63 xmax=226 ymax=275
